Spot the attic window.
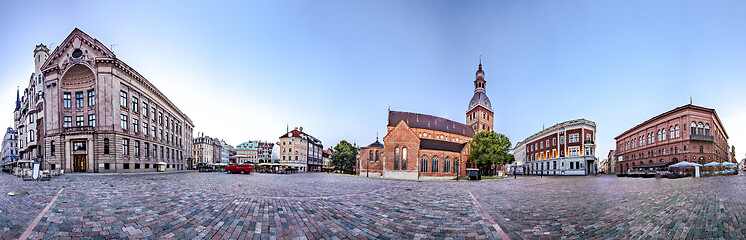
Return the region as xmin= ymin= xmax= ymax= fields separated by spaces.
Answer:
xmin=72 ymin=49 xmax=83 ymax=58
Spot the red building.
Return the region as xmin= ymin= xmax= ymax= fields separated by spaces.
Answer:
xmin=614 ymin=104 xmax=731 ymax=173
xmin=357 ymin=60 xmax=493 ymax=180
xmin=521 ymin=119 xmax=597 ymax=176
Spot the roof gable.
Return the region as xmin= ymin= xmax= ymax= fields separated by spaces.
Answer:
xmin=41 ymin=28 xmax=116 ymax=72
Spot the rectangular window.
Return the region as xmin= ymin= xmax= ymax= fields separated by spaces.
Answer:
xmin=123 ymin=164 xmax=129 ymax=169
xmin=63 ymin=92 xmax=71 ymax=108
xmin=104 ymin=163 xmax=110 ymax=169
xmin=159 ymin=129 xmax=163 ymax=140
xmin=123 ymin=138 xmax=129 ymax=155
xmin=152 ymin=126 xmax=156 ymax=138
xmin=153 ymin=144 xmax=158 ymax=158
xmin=569 ymin=134 xmax=580 ymax=143
xmin=88 ymin=114 xmax=96 ymax=127
xmin=151 ymin=107 xmax=156 ymax=121
xmin=145 ymin=143 xmax=150 ymax=157
xmin=135 ymin=164 xmax=140 ymax=169
xmin=120 ymin=91 xmax=127 ymax=108
xmin=158 ymin=112 xmax=163 ymax=125
xmin=121 ymin=114 xmax=128 ymax=130
xmin=88 ymin=90 xmax=95 ymax=106
xmin=75 ymin=92 xmax=84 ymax=108
xmin=73 ymin=141 xmax=86 ymax=151
xmin=63 ymin=116 xmax=72 ymax=127
xmin=51 ymin=141 xmax=55 ymax=155
xmin=76 ymin=116 xmax=84 ymax=126
xmin=143 ymin=102 xmax=148 ymax=117
xmin=133 ymin=97 xmax=139 ymax=112
xmin=143 ymin=122 xmax=148 ymax=135
xmin=134 ymin=140 xmax=140 ymax=156
xmin=133 ymin=119 xmax=139 ymax=133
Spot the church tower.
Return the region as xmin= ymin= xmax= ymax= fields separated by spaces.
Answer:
xmin=466 ymin=58 xmax=494 ymax=133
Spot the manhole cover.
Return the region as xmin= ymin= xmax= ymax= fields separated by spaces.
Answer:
xmin=8 ymin=191 xmax=28 ymax=196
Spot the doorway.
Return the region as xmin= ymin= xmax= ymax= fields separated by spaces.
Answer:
xmin=74 ymin=154 xmax=86 ymax=172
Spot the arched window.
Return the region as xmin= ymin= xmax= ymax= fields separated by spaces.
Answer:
xmin=675 ymin=125 xmax=680 ymax=138
xmin=394 ymin=148 xmax=400 ymax=170
xmin=691 ymin=122 xmax=697 ymax=135
xmin=369 ymin=150 xmax=373 ymax=162
xmin=375 ymin=150 xmax=379 ymax=162
xmin=432 ymin=156 xmax=439 ymax=172
xmin=697 ymin=122 xmax=704 ymax=135
xmin=420 ymin=156 xmax=428 ymax=172
xmin=444 ymin=157 xmax=450 ymax=173
xmin=662 ymin=129 xmax=666 ymax=140
xmin=402 ymin=148 xmax=407 ymax=170
xmin=704 ymin=124 xmax=710 ymax=136
xmin=670 ymin=126 xmax=674 ymax=139
xmin=104 ymin=138 xmax=110 ymax=154
xmin=657 ymin=130 xmax=661 ymax=141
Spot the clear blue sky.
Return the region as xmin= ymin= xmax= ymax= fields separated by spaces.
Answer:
xmin=2 ymin=0 xmax=746 ymax=160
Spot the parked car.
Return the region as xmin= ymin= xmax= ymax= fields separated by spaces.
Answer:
xmin=225 ymin=163 xmax=255 ymax=174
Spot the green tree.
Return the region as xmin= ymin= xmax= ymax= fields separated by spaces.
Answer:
xmin=468 ymin=131 xmax=514 ymax=176
xmin=331 ymin=140 xmax=358 ymax=172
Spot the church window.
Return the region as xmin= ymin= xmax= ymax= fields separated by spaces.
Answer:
xmin=420 ymin=156 xmax=428 ymax=172
xmin=432 ymin=156 xmax=438 ymax=172
xmin=394 ymin=148 xmax=399 ymax=170
xmin=402 ymin=148 xmax=407 ymax=169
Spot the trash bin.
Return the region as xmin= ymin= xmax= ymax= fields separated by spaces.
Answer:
xmin=467 ymin=168 xmax=480 ymax=180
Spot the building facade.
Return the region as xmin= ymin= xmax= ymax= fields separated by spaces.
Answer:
xmin=193 ymin=133 xmax=214 ymax=165
xmin=1 ymin=127 xmax=18 ymax=167
xmin=607 ymin=150 xmax=616 ymax=174
xmin=614 ymin=104 xmax=730 ymax=173
xmin=278 ymin=127 xmax=323 ymax=172
xmin=522 ymin=119 xmax=597 ymax=176
xmin=257 ymin=141 xmax=274 ymax=163
xmin=236 ymin=141 xmax=259 ymax=163
xmin=358 ymin=61 xmax=493 ymax=180
xmin=14 ymin=44 xmax=49 ymax=165
xmin=40 ymin=29 xmax=194 ymax=173
xmin=511 ymin=141 xmax=526 ymax=175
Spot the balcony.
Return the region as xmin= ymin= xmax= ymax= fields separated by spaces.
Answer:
xmin=584 ymin=140 xmax=595 ymax=145
xmin=63 ymin=126 xmax=95 ymax=135
xmin=690 ymin=134 xmax=714 ymax=141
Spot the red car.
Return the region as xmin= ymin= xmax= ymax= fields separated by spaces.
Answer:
xmin=225 ymin=164 xmax=255 ymax=174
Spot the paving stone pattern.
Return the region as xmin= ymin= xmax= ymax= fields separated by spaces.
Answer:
xmin=1 ymin=172 xmax=746 ymax=239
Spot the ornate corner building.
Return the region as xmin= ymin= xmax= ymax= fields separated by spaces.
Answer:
xmin=358 ymin=60 xmax=495 ymax=180
xmin=35 ymin=29 xmax=194 ymax=173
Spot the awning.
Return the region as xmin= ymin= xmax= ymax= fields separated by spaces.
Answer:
xmin=632 ymin=162 xmax=673 ymax=169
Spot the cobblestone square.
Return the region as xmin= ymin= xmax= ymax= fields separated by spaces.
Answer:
xmin=1 ymin=172 xmax=746 ymax=239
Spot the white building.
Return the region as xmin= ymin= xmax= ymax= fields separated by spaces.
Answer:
xmin=1 ymin=127 xmax=18 ymax=167
xmin=511 ymin=141 xmax=526 ymax=175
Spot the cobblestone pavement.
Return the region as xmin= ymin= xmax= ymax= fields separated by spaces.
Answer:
xmin=2 ymin=172 xmax=746 ymax=239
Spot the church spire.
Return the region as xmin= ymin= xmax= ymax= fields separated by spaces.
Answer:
xmin=15 ymin=86 xmax=20 ymax=111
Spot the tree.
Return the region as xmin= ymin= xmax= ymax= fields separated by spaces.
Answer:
xmin=468 ymin=131 xmax=514 ymax=176
xmin=331 ymin=140 xmax=358 ymax=172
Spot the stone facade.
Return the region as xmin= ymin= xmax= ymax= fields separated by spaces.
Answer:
xmin=615 ymin=104 xmax=730 ymax=173
xmin=193 ymin=133 xmax=214 ymax=165
xmin=14 ymin=44 xmax=49 ymax=164
xmin=41 ymin=29 xmax=194 ymax=173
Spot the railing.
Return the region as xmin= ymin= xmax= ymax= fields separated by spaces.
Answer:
xmin=584 ymin=140 xmax=594 ymax=144
xmin=63 ymin=126 xmax=95 ymax=134
xmin=690 ymin=134 xmax=714 ymax=141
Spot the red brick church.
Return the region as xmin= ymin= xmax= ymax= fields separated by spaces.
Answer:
xmin=357 ymin=60 xmax=495 ymax=180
